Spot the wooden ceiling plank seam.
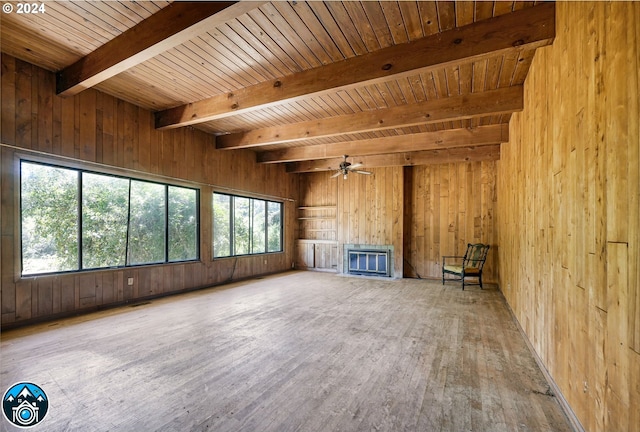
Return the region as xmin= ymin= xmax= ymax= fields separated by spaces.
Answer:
xmin=514 ymin=1 xmax=537 ymax=12
xmin=323 ymin=1 xmax=369 ymax=56
xmin=170 ymin=43 xmax=244 ymax=94
xmin=485 ymin=55 xmax=504 ymax=90
xmin=57 ymin=1 xmax=265 ymax=96
xmin=0 ymin=25 xmax=77 ymax=72
xmin=312 ymin=95 xmax=343 ymax=118
xmin=288 ymin=1 xmax=347 ymax=63
xmin=115 ymin=1 xmax=170 ymax=25
xmin=475 ymin=1 xmax=496 ymax=21
xmin=355 ymin=85 xmax=388 ymax=110
xmin=94 ymin=75 xmax=178 ymax=110
xmin=236 ymin=13 xmax=303 ymax=75
xmin=420 ymin=70 xmax=439 ymax=101
xmin=497 ymin=51 xmax=521 ymax=88
xmin=374 ymin=81 xmax=402 ymax=108
xmin=335 ymin=89 xmax=365 ymax=115
xmin=472 ymin=58 xmax=489 ymax=92
xmin=247 ymin=7 xmax=317 ymax=70
xmin=155 ymin=2 xmax=555 ymax=129
xmin=470 ymin=58 xmax=488 ymax=128
xmin=155 ymin=48 xmax=229 ymax=96
xmin=76 ymin=1 xmax=140 ymax=33
xmin=459 ymin=63 xmax=474 ymax=94
xmin=216 ymin=85 xmax=524 ymax=149
xmin=325 ymin=91 xmax=356 ymax=116
xmin=436 ymin=1 xmax=457 ymax=32
xmin=263 ymin=104 xmax=310 ymax=125
xmin=342 ymin=1 xmax=381 ymax=52
xmin=417 ymin=1 xmax=441 ymax=37
xmin=257 ymin=124 xmax=508 ymax=163
xmin=398 ymin=1 xmax=425 ymax=42
xmin=123 ymin=61 xmax=205 ymax=103
xmin=353 ymin=85 xmax=384 ymax=111
xmin=494 ymin=1 xmax=516 ymax=16
xmin=136 ymin=54 xmax=217 ymax=98
xmin=111 ymin=1 xmax=155 ymax=28
xmin=362 ymin=1 xmax=396 ymax=48
xmin=10 ymin=5 xmax=108 ymax=52
xmin=46 ymin=1 xmax=122 ymax=42
xmin=365 ymin=83 xmax=391 ymax=109
xmin=384 ymin=80 xmax=411 ymax=106
xmin=374 ymin=1 xmax=408 ymax=46
xmin=307 ymin=1 xmax=358 ymax=59
xmin=224 ymin=18 xmax=293 ymax=78
xmin=292 ymin=99 xmax=326 ymax=122
xmin=492 ymin=52 xmax=516 ymax=124
xmin=187 ymin=35 xmax=260 ymax=89
xmin=456 ymin=1 xmax=476 ymax=27
xmin=265 ymin=2 xmax=328 ymax=67
xmin=446 ymin=65 xmax=462 ymax=96
xmin=396 ymin=76 xmax=421 ymax=105
xmin=432 ymin=68 xmax=450 ymax=98
xmin=213 ymin=23 xmax=281 ymax=81
xmin=285 ymin=145 xmax=501 ymax=173
xmin=407 ymin=74 xmax=428 ymax=104
xmin=510 ymin=50 xmax=536 ymax=85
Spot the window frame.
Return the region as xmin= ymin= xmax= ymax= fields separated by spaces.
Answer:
xmin=19 ymin=159 xmax=200 ymax=277
xmin=212 ymin=192 xmax=283 ymax=259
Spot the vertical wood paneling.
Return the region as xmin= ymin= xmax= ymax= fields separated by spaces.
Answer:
xmin=497 ymin=2 xmax=640 ymax=431
xmin=405 ymin=161 xmax=497 ymax=282
xmin=334 ymin=167 xmax=403 ymax=277
xmin=0 ymin=54 xmax=298 ymax=327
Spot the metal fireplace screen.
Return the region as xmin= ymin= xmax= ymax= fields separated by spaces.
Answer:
xmin=348 ymin=250 xmax=390 ymax=277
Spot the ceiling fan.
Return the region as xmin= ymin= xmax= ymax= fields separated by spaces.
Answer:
xmin=330 ymin=155 xmax=372 ymax=179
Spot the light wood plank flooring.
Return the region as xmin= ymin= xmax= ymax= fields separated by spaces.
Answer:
xmin=0 ymin=271 xmax=572 ymax=431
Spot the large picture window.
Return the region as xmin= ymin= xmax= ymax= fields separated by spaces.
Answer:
xmin=20 ymin=161 xmax=199 ymax=276
xmin=213 ymin=192 xmax=283 ymax=258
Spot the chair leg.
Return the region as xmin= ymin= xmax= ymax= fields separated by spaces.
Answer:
xmin=462 ymin=275 xmax=465 ymax=290
xmin=479 ymin=274 xmax=483 ymax=290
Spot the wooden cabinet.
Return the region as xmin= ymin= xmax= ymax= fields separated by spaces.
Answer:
xmin=296 ymin=240 xmax=338 ymax=272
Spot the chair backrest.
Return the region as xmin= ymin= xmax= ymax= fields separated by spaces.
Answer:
xmin=463 ymin=243 xmax=490 ymax=269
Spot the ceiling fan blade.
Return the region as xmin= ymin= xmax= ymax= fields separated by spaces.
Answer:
xmin=330 ymin=171 xmax=342 ymax=178
xmin=353 ymin=170 xmax=372 ymax=175
xmin=349 ymin=163 xmax=363 ymax=169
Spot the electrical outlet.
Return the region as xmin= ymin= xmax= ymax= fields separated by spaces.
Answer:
xmin=264 ymin=259 xmax=267 ymax=265
xmin=127 ymin=277 xmax=134 ymax=286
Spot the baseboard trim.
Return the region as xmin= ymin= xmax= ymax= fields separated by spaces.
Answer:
xmin=501 ymin=293 xmax=585 ymax=432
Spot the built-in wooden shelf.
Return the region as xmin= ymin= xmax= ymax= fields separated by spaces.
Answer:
xmin=297 ymin=206 xmax=337 ymax=210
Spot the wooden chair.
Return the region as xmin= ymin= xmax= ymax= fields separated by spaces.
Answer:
xmin=442 ymin=243 xmax=490 ymax=290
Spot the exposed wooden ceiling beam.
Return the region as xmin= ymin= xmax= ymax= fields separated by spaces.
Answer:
xmin=257 ymin=124 xmax=508 ymax=163
xmin=218 ymin=86 xmax=522 ymax=150
xmin=56 ymin=2 xmax=265 ymax=96
xmin=155 ymin=2 xmax=554 ymax=130
xmin=286 ymin=145 xmax=501 ymax=173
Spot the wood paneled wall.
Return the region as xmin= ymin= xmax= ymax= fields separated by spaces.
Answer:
xmin=404 ymin=162 xmax=497 ymax=282
xmin=337 ymin=167 xmax=404 ymax=277
xmin=0 ymin=54 xmax=298 ymax=328
xmin=299 ymin=163 xmax=498 ymax=281
xmin=496 ymin=2 xmax=640 ymax=431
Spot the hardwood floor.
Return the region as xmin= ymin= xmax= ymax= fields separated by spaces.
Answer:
xmin=0 ymin=271 xmax=572 ymax=432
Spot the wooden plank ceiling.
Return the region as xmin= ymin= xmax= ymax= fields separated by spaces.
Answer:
xmin=0 ymin=1 xmax=555 ymax=172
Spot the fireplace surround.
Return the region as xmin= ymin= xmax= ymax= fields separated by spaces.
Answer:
xmin=343 ymin=244 xmax=393 ymax=278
